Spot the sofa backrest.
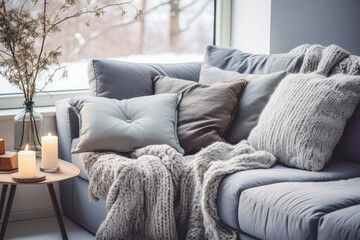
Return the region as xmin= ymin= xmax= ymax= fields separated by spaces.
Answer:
xmin=204 ymin=45 xmax=305 ymax=143
xmin=87 ymin=59 xmax=201 ymax=100
xmin=334 ymin=103 xmax=360 ymax=163
xmin=86 ymin=48 xmax=360 ymax=164
xmin=204 ymin=45 xmax=304 ymax=74
xmin=204 ymin=45 xmax=360 ymax=164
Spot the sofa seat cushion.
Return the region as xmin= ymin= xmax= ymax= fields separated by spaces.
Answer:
xmin=71 ymin=138 xmax=89 ymax=181
xmin=238 ymin=178 xmax=360 ymax=240
xmin=318 ymin=205 xmax=360 ymax=240
xmin=217 ymin=159 xmax=360 ymax=230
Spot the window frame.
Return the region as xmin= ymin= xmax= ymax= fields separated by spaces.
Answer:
xmin=215 ymin=0 xmax=232 ymax=47
xmin=0 ymin=90 xmax=88 ymax=110
xmin=0 ymin=0 xmax=230 ymax=110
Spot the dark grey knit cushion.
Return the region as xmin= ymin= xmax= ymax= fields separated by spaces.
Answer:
xmin=248 ymin=73 xmax=360 ymax=171
xmin=199 ymin=64 xmax=287 ymax=143
xmin=70 ymin=94 xmax=184 ymax=154
xmin=153 ymin=76 xmax=246 ymax=154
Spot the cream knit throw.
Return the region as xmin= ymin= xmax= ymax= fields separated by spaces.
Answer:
xmin=81 ymin=141 xmax=276 ymax=240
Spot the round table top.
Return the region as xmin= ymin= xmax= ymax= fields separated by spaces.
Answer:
xmin=0 ymin=159 xmax=80 ymax=185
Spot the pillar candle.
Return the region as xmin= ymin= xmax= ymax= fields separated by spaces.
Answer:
xmin=41 ymin=133 xmax=58 ymax=169
xmin=18 ymin=144 xmax=36 ymax=178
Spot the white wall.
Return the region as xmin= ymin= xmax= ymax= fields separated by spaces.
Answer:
xmin=231 ymin=0 xmax=360 ymax=55
xmin=231 ymin=0 xmax=271 ymax=54
xmin=0 ymin=113 xmax=61 ymax=222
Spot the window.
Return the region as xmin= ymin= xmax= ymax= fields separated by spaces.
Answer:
xmin=0 ymin=0 xmax=218 ymax=109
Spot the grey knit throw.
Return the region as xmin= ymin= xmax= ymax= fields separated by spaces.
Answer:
xmin=81 ymin=141 xmax=276 ymax=240
xmin=290 ymin=44 xmax=360 ymax=75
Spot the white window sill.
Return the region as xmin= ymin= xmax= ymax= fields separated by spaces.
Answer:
xmin=0 ymin=90 xmax=88 ymax=110
xmin=0 ymin=106 xmax=56 ymax=121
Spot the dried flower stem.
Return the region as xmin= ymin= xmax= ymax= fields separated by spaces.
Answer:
xmin=0 ymin=0 xmax=139 ymax=102
xmin=31 ymin=0 xmax=47 ymax=100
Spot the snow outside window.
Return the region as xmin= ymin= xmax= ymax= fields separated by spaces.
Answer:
xmin=0 ymin=0 xmax=214 ymax=107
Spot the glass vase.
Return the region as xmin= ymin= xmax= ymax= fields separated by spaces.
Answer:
xmin=14 ymin=101 xmax=44 ymax=152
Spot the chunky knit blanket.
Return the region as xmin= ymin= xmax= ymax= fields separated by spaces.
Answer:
xmin=290 ymin=44 xmax=360 ymax=75
xmin=81 ymin=141 xmax=276 ymax=240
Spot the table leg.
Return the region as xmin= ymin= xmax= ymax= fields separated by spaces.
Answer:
xmin=0 ymin=185 xmax=8 ymax=221
xmin=0 ymin=185 xmax=16 ymax=240
xmin=47 ymin=184 xmax=68 ymax=240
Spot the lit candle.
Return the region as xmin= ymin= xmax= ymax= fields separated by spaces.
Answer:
xmin=18 ymin=144 xmax=36 ymax=178
xmin=41 ymin=133 xmax=58 ymax=169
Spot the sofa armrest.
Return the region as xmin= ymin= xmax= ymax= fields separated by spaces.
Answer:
xmin=55 ymin=98 xmax=79 ymax=162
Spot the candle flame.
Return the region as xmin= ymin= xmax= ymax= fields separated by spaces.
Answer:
xmin=25 ymin=144 xmax=29 ymax=151
xmin=48 ymin=132 xmax=51 ymax=137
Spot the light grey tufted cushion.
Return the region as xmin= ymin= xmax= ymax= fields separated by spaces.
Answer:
xmin=199 ymin=64 xmax=287 ymax=143
xmin=248 ymin=73 xmax=360 ymax=171
xmin=70 ymin=94 xmax=184 ymax=154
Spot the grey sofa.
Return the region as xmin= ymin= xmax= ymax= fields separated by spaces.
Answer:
xmin=55 ymin=49 xmax=360 ymax=239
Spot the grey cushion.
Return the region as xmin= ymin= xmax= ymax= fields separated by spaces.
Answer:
xmin=318 ymin=204 xmax=360 ymax=240
xmin=70 ymin=94 xmax=184 ymax=154
xmin=217 ymin=159 xmax=360 ymax=230
xmin=204 ymin=45 xmax=304 ymax=74
xmin=238 ymin=178 xmax=360 ymax=240
xmin=153 ymin=76 xmax=246 ymax=154
xmin=88 ymin=59 xmax=201 ymax=100
xmin=199 ymin=64 xmax=287 ymax=143
xmin=248 ymin=73 xmax=360 ymax=171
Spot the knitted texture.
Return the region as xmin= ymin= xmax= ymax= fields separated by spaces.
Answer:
xmin=247 ymin=72 xmax=360 ymax=171
xmin=81 ymin=141 xmax=276 ymax=240
xmin=290 ymin=44 xmax=360 ymax=75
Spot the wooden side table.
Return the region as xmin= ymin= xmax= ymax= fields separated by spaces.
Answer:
xmin=0 ymin=159 xmax=80 ymax=240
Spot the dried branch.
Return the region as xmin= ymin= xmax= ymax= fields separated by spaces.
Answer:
xmin=0 ymin=0 xmax=136 ymax=100
xmin=180 ymin=0 xmax=212 ymax=33
xmin=0 ymin=53 xmax=9 ymax=67
xmin=180 ymin=0 xmax=198 ymax=11
xmin=31 ymin=0 xmax=47 ymax=100
xmin=50 ymin=1 xmax=134 ymax=32
xmin=72 ymin=1 xmax=167 ymax=58
xmin=37 ymin=65 xmax=66 ymax=93
xmin=0 ymin=49 xmax=11 ymax=57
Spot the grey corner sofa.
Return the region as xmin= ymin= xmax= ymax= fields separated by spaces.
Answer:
xmin=55 ymin=46 xmax=360 ymax=240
